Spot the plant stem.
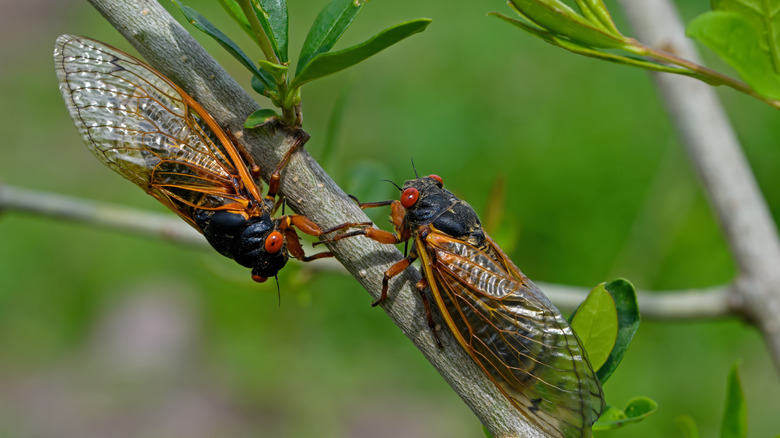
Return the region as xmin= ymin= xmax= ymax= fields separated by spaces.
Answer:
xmin=237 ymin=0 xmax=278 ymax=64
xmin=633 ymin=41 xmax=780 ymax=110
xmin=235 ymin=0 xmax=297 ymax=125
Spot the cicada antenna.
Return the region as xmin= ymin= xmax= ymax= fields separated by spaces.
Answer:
xmin=382 ymin=179 xmax=402 ymax=191
xmin=275 ymin=276 xmax=281 ymax=307
xmin=411 ymin=157 xmax=419 ymax=178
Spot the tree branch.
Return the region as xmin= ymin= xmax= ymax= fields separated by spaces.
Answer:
xmin=0 ymin=184 xmax=205 ymax=247
xmin=1 ymin=183 xmax=737 ymax=320
xmin=539 ymin=282 xmax=734 ymax=319
xmin=80 ymin=0 xmax=545 ymax=436
xmin=618 ymin=0 xmax=780 ymax=372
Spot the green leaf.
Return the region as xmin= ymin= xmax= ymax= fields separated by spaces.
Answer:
xmin=297 ymin=0 xmax=366 ymax=73
xmin=570 ymin=282 xmax=618 ymax=371
xmin=508 ymin=0 xmax=628 ymax=48
xmin=218 ymin=0 xmax=254 ymax=40
xmin=676 ymin=415 xmax=700 ymax=438
xmin=593 ymin=397 xmax=658 ymax=431
xmin=481 ymin=425 xmax=494 ymax=438
xmin=596 ymin=279 xmax=640 ymax=384
xmin=720 ymin=362 xmax=747 ymax=438
xmin=595 ymin=405 xmax=626 ymax=424
xmin=572 ymin=0 xmax=620 ymax=35
xmin=173 ymin=0 xmax=276 ymax=93
xmin=252 ymin=0 xmax=289 ymax=63
xmin=688 ymin=11 xmax=780 ymax=99
xmin=712 ymin=0 xmax=780 ymax=74
xmin=291 ymin=19 xmax=431 ymax=89
xmin=244 ymin=109 xmax=279 ymax=128
xmin=258 ymin=59 xmax=288 ymax=82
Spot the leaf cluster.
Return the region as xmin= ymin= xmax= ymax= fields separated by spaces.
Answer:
xmin=569 ymin=279 xmax=656 ymax=432
xmin=491 ymin=0 xmax=780 ymax=109
xmin=174 ymin=0 xmax=431 ymax=127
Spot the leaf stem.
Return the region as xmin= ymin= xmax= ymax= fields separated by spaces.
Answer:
xmin=235 ymin=0 xmax=297 ymax=125
xmin=633 ymin=40 xmax=780 ymax=110
xmin=237 ymin=0 xmax=278 ymax=64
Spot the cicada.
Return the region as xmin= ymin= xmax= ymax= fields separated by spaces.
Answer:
xmin=318 ymin=174 xmax=605 ymax=438
xmin=54 ymin=35 xmax=331 ymax=282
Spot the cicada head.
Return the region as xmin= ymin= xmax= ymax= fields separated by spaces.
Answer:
xmin=399 ymin=175 xmax=484 ymax=245
xmin=235 ymin=214 xmax=289 ymax=283
xmin=399 ymin=175 xmax=448 ymax=224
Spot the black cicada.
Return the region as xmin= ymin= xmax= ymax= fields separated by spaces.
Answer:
xmin=318 ymin=174 xmax=605 ymax=438
xmin=54 ymin=35 xmax=331 ymax=282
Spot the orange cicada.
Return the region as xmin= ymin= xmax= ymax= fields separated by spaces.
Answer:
xmin=318 ymin=174 xmax=605 ymax=438
xmin=54 ymin=35 xmax=331 ymax=282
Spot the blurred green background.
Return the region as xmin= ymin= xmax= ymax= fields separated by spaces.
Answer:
xmin=1 ymin=0 xmax=779 ymax=437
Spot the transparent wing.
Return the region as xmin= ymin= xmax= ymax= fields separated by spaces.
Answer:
xmin=53 ymin=35 xmax=261 ymax=228
xmin=421 ymin=232 xmax=604 ymax=438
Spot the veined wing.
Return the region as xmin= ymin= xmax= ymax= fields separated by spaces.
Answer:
xmin=419 ymin=231 xmax=604 ymax=438
xmin=53 ymin=35 xmax=262 ymax=228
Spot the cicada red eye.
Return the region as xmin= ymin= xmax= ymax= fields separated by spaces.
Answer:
xmin=265 ymin=231 xmax=284 ymax=253
xmin=401 ymin=187 xmax=420 ymax=208
xmin=428 ymin=174 xmax=443 ymax=186
xmin=252 ymin=274 xmax=268 ymax=283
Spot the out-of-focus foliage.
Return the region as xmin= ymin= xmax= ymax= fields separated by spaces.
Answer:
xmin=495 ymin=0 xmax=780 ymax=108
xmin=1 ymin=0 xmax=779 ymax=437
xmin=720 ymin=362 xmax=747 ymax=438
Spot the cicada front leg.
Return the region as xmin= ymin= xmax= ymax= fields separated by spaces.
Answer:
xmin=267 ymin=129 xmax=311 ymax=201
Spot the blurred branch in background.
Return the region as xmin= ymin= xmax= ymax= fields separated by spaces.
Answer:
xmin=0 ymin=184 xmax=205 ymax=247
xmin=618 ymin=0 xmax=780 ymax=373
xmin=0 ymin=183 xmax=735 ymax=320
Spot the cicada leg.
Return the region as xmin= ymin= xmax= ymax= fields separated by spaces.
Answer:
xmin=415 ymin=276 xmax=442 ymax=348
xmin=267 ymin=129 xmax=310 ymax=200
xmin=374 ymin=254 xmax=416 ymax=307
xmin=226 ymin=129 xmax=262 ymax=182
xmin=315 ymin=225 xmax=400 ymax=246
xmin=278 ymin=214 xmax=335 ymax=261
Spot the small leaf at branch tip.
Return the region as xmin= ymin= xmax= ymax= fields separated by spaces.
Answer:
xmin=258 ymin=59 xmax=289 ymax=82
xmin=593 ymin=397 xmax=657 ymax=431
xmin=594 ymin=278 xmax=639 ymax=384
xmin=570 ymin=282 xmax=618 ymax=371
xmin=507 ymin=0 xmax=628 ymax=49
xmin=244 ymin=109 xmax=279 ymax=128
